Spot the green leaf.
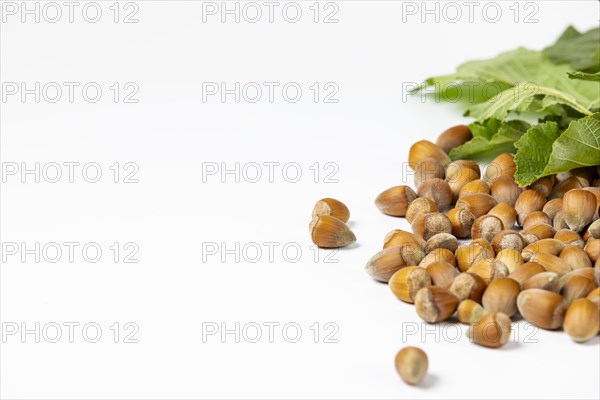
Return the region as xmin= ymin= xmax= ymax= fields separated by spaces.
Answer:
xmin=468 ymin=118 xmax=503 ymax=140
xmin=543 ymin=113 xmax=600 ymax=171
xmin=544 ymin=26 xmax=600 ymax=72
xmin=466 ymin=82 xmax=595 ymax=121
xmin=513 ymin=122 xmax=561 ymax=186
xmin=412 ymin=78 xmax=511 ymax=104
xmin=514 ymin=113 xmax=600 ymax=186
xmin=449 ymin=119 xmax=531 ymax=160
xmin=568 ymin=71 xmax=600 ymax=81
xmin=423 ymin=48 xmax=546 ymax=86
xmin=415 ymin=48 xmax=599 ymax=120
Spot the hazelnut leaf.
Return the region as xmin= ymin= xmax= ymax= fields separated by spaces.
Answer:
xmin=514 ymin=113 xmax=600 ymax=186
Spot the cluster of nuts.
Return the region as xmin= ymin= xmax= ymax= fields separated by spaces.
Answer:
xmin=372 ymin=126 xmax=600 ymax=385
xmin=309 ymin=125 xmax=600 ymax=386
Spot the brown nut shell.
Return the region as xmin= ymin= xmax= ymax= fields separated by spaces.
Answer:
xmin=515 ymin=190 xmax=547 ymax=227
xmin=375 ymin=186 xmax=418 ymax=217
xmin=389 ymin=266 xmax=432 ymax=303
xmin=414 ymin=287 xmax=459 ymax=323
xmin=517 ymin=289 xmax=565 ymax=330
xmin=411 ymin=213 xmax=452 ymax=241
xmin=310 ymin=215 xmax=356 ymax=248
xmin=395 ymin=347 xmax=429 ymax=385
xmin=468 ymin=312 xmax=512 ymax=348
xmin=482 ymin=277 xmax=521 ymax=317
xmin=409 ymin=140 xmax=451 ymax=169
xmin=563 ymin=299 xmax=600 ymax=342
xmin=449 ymin=272 xmax=487 ymax=303
xmin=312 ymin=198 xmax=350 ymax=223
xmin=446 ymin=208 xmax=476 ymax=239
xmin=406 ymin=197 xmax=439 ymax=224
xmin=436 ymin=125 xmax=472 ymax=153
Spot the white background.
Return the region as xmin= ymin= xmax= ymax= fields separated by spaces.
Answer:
xmin=1 ymin=1 xmax=599 ymax=399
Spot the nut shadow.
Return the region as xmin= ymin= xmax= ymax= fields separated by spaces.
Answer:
xmin=578 ymin=335 xmax=600 ymax=347
xmin=417 ymin=373 xmax=438 ymax=389
xmin=339 ymin=242 xmax=360 ymax=250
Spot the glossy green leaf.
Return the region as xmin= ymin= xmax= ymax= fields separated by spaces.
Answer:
xmin=449 ymin=120 xmax=531 ymax=160
xmin=514 ymin=114 xmax=600 ymax=186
